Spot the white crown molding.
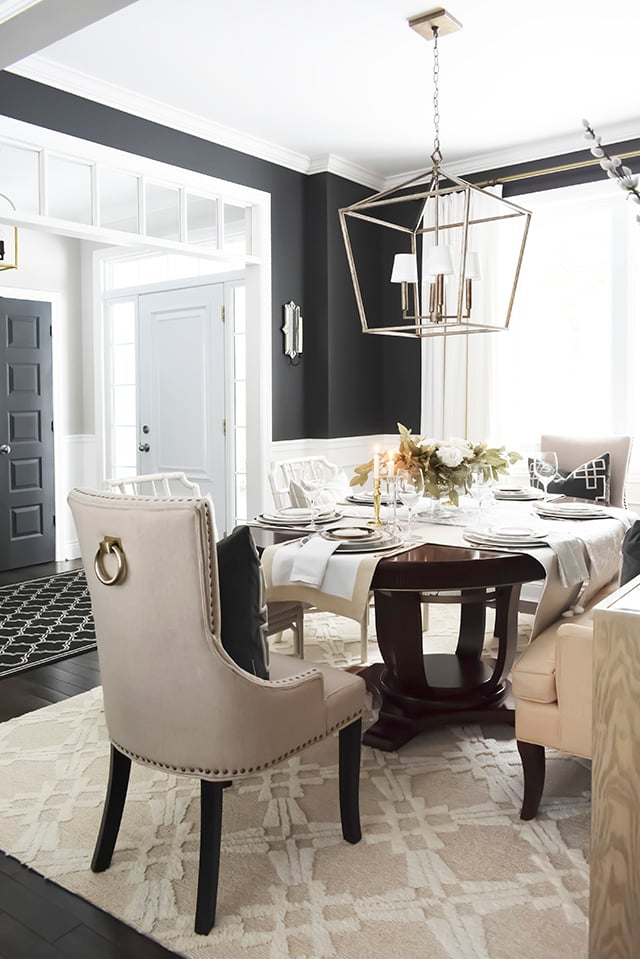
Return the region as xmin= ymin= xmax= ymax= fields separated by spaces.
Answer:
xmin=308 ymin=154 xmax=383 ymax=192
xmin=12 ymin=58 xmax=640 ymax=191
xmin=9 ymin=57 xmax=313 ymax=175
xmin=383 ymin=119 xmax=640 ymax=190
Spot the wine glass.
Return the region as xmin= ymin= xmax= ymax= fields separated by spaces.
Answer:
xmin=531 ymin=451 xmax=558 ymax=502
xmin=396 ymin=468 xmax=424 ymax=539
xmin=298 ymin=477 xmax=325 ymax=529
xmin=469 ymin=468 xmax=495 ymax=524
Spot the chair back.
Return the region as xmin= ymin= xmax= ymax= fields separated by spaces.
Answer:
xmin=68 ymin=489 xmax=294 ymax=775
xmin=106 ymin=471 xmax=201 ymax=497
xmin=268 ymin=456 xmax=340 ymax=510
xmin=540 ymin=433 xmax=632 ymax=507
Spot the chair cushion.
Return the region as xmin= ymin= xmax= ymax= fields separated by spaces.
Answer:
xmin=529 ymin=452 xmax=610 ymax=503
xmin=269 ymin=652 xmax=366 ymax=731
xmin=217 ymin=525 xmax=269 ymax=679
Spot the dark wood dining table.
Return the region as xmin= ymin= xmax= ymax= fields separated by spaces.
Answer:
xmin=252 ymin=527 xmax=545 ymax=751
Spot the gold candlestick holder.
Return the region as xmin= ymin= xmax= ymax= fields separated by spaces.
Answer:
xmin=371 ymin=476 xmax=384 ymax=527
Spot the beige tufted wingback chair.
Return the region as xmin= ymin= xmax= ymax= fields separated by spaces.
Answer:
xmin=512 ymin=580 xmax=620 ymax=819
xmin=68 ymin=488 xmax=366 ymax=934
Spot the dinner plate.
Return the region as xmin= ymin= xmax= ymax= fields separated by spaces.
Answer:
xmin=322 ymin=526 xmax=382 ymax=542
xmin=258 ymin=508 xmax=340 ymax=526
xmin=534 ymin=502 xmax=606 ymax=519
xmin=494 ymin=486 xmax=544 ymax=501
xmin=321 ymin=533 xmax=403 ymax=553
xmin=463 ymin=525 xmax=549 ymax=548
xmin=345 ymin=492 xmax=399 ymax=506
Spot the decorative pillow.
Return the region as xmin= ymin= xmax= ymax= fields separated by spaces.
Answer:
xmin=621 ymin=520 xmax=640 ymax=586
xmin=216 ymin=525 xmax=269 ymax=679
xmin=528 ymin=452 xmax=611 ymax=504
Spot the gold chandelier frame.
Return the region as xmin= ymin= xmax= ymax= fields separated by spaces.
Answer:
xmin=339 ymin=7 xmax=531 ymax=339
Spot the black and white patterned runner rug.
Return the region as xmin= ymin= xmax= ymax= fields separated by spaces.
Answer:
xmin=0 ymin=570 xmax=95 ymax=679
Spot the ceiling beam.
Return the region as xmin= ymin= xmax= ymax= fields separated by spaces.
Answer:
xmin=0 ymin=0 xmax=140 ymax=70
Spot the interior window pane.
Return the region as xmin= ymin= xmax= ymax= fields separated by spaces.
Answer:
xmin=110 ymin=301 xmax=135 ymax=344
xmin=224 ymin=203 xmax=251 ymax=254
xmin=235 ymin=473 xmax=247 ymax=524
xmin=0 ymin=143 xmax=40 ymax=214
xmin=114 ymin=426 xmax=136 ymax=467
xmin=99 ymin=168 xmax=139 ymax=233
xmin=48 ymin=155 xmax=93 ymax=223
xmin=187 ymin=193 xmax=218 ymax=247
xmin=233 ymin=286 xmax=246 ymax=333
xmin=235 ymin=428 xmax=246 ymax=471
xmin=234 ymin=382 xmax=246 ymax=427
xmin=145 ymin=181 xmax=180 ymax=241
xmin=113 ymin=384 xmax=136 ymax=425
xmin=113 ymin=344 xmax=135 ymax=384
xmin=234 ymin=334 xmax=246 ymax=379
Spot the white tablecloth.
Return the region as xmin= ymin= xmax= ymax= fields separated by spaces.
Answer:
xmin=260 ymin=500 xmax=637 ymax=638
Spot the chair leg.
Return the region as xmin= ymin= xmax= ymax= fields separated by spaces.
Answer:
xmin=517 ymin=740 xmax=546 ymax=821
xmin=91 ymin=744 xmax=132 ymax=872
xmin=195 ymin=780 xmax=226 ymax=935
xmin=359 ymin=609 xmax=368 ymax=665
xmin=339 ymin=718 xmax=362 ymax=844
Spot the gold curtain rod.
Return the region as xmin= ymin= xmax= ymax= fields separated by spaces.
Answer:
xmin=473 ymin=148 xmax=640 ymax=188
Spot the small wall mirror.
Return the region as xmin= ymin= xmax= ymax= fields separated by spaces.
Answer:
xmin=282 ymin=300 xmax=303 ymax=362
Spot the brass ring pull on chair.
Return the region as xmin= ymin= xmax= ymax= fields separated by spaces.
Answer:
xmin=94 ymin=536 xmax=127 ymax=586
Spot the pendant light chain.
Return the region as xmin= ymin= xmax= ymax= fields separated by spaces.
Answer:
xmin=431 ymin=25 xmax=442 ymax=166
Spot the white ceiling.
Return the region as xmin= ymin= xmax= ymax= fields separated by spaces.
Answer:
xmin=7 ymin=0 xmax=640 ymax=184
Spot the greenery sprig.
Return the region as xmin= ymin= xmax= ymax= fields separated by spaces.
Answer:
xmin=351 ymin=423 xmax=521 ymax=507
xmin=582 ymin=119 xmax=640 ymax=223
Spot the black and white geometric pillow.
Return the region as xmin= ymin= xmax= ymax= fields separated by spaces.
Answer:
xmin=529 ymin=452 xmax=611 ymax=504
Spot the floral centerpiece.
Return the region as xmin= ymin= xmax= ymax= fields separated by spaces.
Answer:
xmin=351 ymin=423 xmax=521 ymax=506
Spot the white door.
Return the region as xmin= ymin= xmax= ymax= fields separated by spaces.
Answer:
xmin=137 ymin=284 xmax=227 ymax=527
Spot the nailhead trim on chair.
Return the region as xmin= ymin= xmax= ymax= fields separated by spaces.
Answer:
xmin=111 ymin=707 xmax=365 ymax=780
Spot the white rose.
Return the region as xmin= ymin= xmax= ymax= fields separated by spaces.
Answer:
xmin=449 ymin=436 xmax=474 ymax=460
xmin=437 ymin=444 xmax=464 ymax=468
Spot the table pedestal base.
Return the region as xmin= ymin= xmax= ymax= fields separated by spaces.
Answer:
xmin=361 ymin=660 xmax=515 ymax=751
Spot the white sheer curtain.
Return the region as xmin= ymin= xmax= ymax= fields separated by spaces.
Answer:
xmin=491 ymin=180 xmax=632 ymax=457
xmin=420 ymin=186 xmax=503 ymax=442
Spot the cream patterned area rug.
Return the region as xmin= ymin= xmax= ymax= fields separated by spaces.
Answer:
xmin=0 ymin=617 xmax=590 ymax=959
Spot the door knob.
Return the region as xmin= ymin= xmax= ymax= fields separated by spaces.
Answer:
xmin=0 ymin=443 xmax=10 ymax=455
xmin=138 ymin=443 xmax=150 ymax=453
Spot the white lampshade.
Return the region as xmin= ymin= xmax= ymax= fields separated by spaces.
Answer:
xmin=390 ymin=252 xmax=418 ymax=283
xmin=465 ymin=251 xmax=482 ymax=280
xmin=425 ymin=244 xmax=454 ymax=276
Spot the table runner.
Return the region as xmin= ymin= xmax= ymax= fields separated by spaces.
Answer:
xmin=261 ymin=503 xmax=636 ymax=638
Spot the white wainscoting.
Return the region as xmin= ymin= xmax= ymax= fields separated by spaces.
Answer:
xmin=57 ymin=435 xmax=98 ymax=560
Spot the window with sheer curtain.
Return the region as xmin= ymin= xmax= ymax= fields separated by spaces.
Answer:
xmin=488 ymin=179 xmax=639 ymax=468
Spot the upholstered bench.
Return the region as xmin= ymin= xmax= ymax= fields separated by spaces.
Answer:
xmin=512 ymin=578 xmax=619 ymax=819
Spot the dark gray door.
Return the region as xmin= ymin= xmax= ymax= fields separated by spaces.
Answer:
xmin=0 ymin=297 xmax=55 ymax=571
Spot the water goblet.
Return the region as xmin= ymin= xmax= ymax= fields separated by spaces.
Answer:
xmin=396 ymin=468 xmax=424 ymax=540
xmin=469 ymin=468 xmax=495 ymax=524
xmin=298 ymin=477 xmax=325 ymax=529
xmin=531 ymin=452 xmax=558 ymax=502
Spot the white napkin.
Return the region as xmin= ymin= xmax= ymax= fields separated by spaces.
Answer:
xmin=289 ymin=536 xmax=341 ymax=587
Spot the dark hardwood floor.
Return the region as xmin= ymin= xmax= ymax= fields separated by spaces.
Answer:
xmin=1 ymin=561 xmax=182 ymax=959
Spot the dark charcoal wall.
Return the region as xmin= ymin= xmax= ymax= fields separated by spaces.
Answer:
xmin=0 ymin=72 xmax=423 ymax=441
